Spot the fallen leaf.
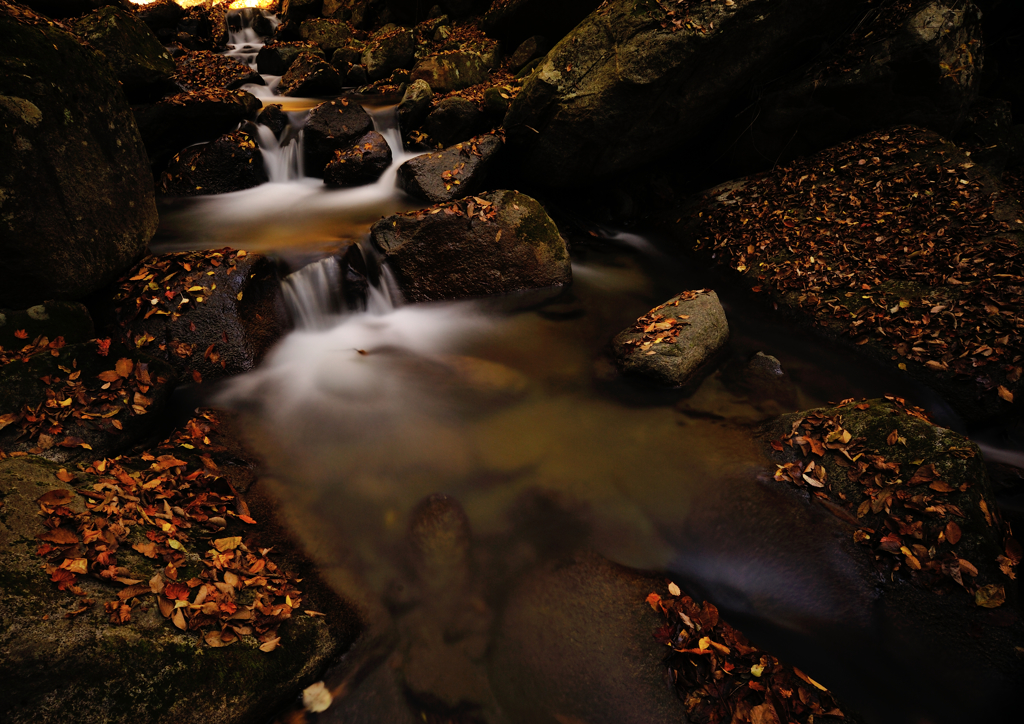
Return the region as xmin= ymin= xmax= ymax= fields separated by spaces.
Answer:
xmin=214 ymin=536 xmax=242 ymax=552
xmin=115 ymin=358 xmax=134 ymax=378
xmin=259 ymin=636 xmax=281 ymax=652
xmin=38 ymin=528 xmax=79 ymax=545
xmin=945 ymin=521 xmax=962 ymax=545
xmin=975 ymin=584 xmax=1005 ymax=608
xmin=303 ymin=681 xmax=332 ymax=713
xmin=38 ymin=489 xmax=73 ymax=507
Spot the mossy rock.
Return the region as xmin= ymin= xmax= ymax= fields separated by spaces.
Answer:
xmin=370 ymin=189 xmax=571 ymax=302
xmin=0 ymin=455 xmax=358 ymax=724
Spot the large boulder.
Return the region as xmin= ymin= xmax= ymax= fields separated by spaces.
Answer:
xmin=410 ymin=50 xmax=490 ymax=93
xmin=480 ymin=0 xmax=602 ymax=47
xmin=423 ymin=96 xmax=483 ymax=147
xmin=299 ymin=17 xmax=356 ymax=55
xmin=720 ymin=0 xmax=984 ymax=176
xmin=362 ymin=24 xmax=415 ymax=81
xmin=278 ymin=51 xmax=344 ymax=97
xmin=503 ymin=0 xmax=868 ymax=188
xmin=255 ymin=40 xmax=324 ymax=76
xmin=370 ymin=190 xmax=572 ymax=302
xmin=157 ymin=130 xmax=268 ymax=197
xmin=109 ymin=249 xmax=288 ymax=384
xmin=72 ymin=6 xmax=175 ymax=101
xmin=396 ymin=133 xmax=503 ymax=203
xmin=753 ymin=398 xmax=1022 ymax=722
xmin=303 ymin=98 xmax=375 ymax=176
xmin=676 ymin=125 xmax=1024 ymax=426
xmin=0 ymin=2 xmax=157 ymax=309
xmin=612 ymin=290 xmax=730 ymax=387
xmin=133 ymin=88 xmax=261 ymax=174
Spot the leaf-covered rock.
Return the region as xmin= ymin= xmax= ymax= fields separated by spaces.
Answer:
xmin=323 ymin=130 xmax=393 ymax=188
xmin=370 ymin=189 xmax=571 ymax=302
xmin=255 ymin=40 xmax=324 ymax=76
xmin=173 ymin=49 xmax=264 ymax=91
xmin=0 ymin=1 xmax=157 ymax=309
xmin=410 ymin=50 xmax=490 ymax=93
xmin=396 ymin=133 xmax=503 ymax=203
xmin=299 ymin=17 xmax=356 ymax=55
xmin=423 ymin=96 xmax=484 ymax=147
xmin=158 ymin=130 xmax=268 ymax=197
xmin=362 ymin=24 xmax=415 ymax=81
xmin=0 ymin=301 xmax=95 ymax=352
xmin=612 ymin=290 xmax=730 ymax=387
xmin=303 ymin=98 xmax=375 ymax=176
xmin=278 ymin=51 xmax=344 ymax=97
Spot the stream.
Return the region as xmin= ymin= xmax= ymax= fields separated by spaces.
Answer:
xmin=149 ymin=11 xmax=1014 ymax=724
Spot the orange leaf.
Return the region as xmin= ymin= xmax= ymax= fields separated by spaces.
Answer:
xmin=38 ymin=489 xmax=73 ymax=506
xmin=38 ymin=527 xmax=79 ymax=545
xmin=115 ymin=358 xmax=134 ymax=378
xmin=55 ymin=469 xmax=75 ymax=483
xmin=97 ymin=370 xmax=121 ymax=382
xmin=997 ymin=385 xmax=1014 ymax=403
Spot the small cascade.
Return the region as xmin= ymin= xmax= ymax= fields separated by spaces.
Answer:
xmin=255 ymin=123 xmax=305 ymax=183
xmin=224 ymin=9 xmax=279 ymax=69
xmin=282 ymin=256 xmax=342 ymax=329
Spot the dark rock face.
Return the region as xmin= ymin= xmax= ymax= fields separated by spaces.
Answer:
xmin=283 ymin=0 xmax=324 ymax=22
xmin=71 ymin=6 xmax=175 ymax=101
xmin=303 ymin=98 xmax=375 ymax=176
xmin=278 ymin=51 xmax=344 ymax=96
xmin=173 ymin=49 xmax=264 ymax=91
xmin=612 ymin=290 xmax=730 ymax=387
xmin=323 ymin=130 xmax=393 ymax=187
xmin=678 ymin=125 xmax=1024 ymax=426
xmin=0 ymin=4 xmax=157 ymax=309
xmin=362 ymin=24 xmax=415 ymax=80
xmin=423 ymin=96 xmax=483 ymax=147
xmin=410 ymin=51 xmax=489 ymax=93
xmin=300 ymin=17 xmax=356 ymax=54
xmin=481 ymin=0 xmax=602 ymax=47
xmin=0 ymin=340 xmax=176 ymax=463
xmin=111 ymin=249 xmax=288 ymax=383
xmin=753 ymin=399 xmax=1023 ymax=723
xmin=397 ymin=78 xmax=432 ymax=132
xmin=507 ymin=34 xmax=549 ymax=72
xmin=504 ymin=0 xmax=867 ymax=188
xmin=133 ymin=88 xmax=261 ymax=174
xmin=721 ymin=0 xmax=984 ymax=176
xmin=134 ymin=0 xmax=184 ymax=41
xmin=158 ymin=130 xmax=268 ymax=196
xmin=17 ymin=0 xmax=123 ymax=20
xmin=370 ymin=189 xmax=571 ymax=302
xmin=396 ymin=133 xmax=503 ymax=203
xmin=0 ymin=301 xmax=94 ymax=351
xmin=323 ymin=0 xmax=375 ymax=25
xmin=255 ymin=40 xmax=324 ymax=76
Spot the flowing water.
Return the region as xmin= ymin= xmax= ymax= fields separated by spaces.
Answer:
xmin=150 ymin=11 xmax=1023 ymax=724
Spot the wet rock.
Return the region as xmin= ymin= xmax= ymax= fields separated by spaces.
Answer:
xmin=677 ymin=125 xmax=1024 ymax=425
xmin=71 ymin=6 xmax=175 ymax=101
xmin=323 ymin=130 xmax=393 ymax=188
xmin=504 ymin=0 xmax=867 ymax=188
xmin=300 ymin=17 xmax=356 ymax=54
xmin=175 ymin=5 xmax=216 ymax=50
xmin=370 ymin=189 xmax=572 ymax=302
xmin=720 ymin=0 xmax=984 ymax=176
xmin=0 ymin=3 xmax=157 ymax=309
xmin=423 ymin=96 xmax=483 ymax=147
xmin=133 ymin=88 xmax=261 ymax=175
xmin=0 ymin=340 xmax=176 ymax=463
xmin=173 ymin=49 xmax=264 ymax=91
xmin=507 ymin=34 xmax=549 ymax=72
xmin=612 ymin=290 xmax=730 ymax=387
xmin=0 ymin=301 xmax=95 ymax=351
xmin=303 ymin=98 xmax=375 ymax=176
xmin=134 ymin=0 xmax=184 ymax=43
xmin=110 ymin=249 xmax=288 ymax=383
xmin=362 ymin=24 xmax=415 ymax=81
xmin=257 ymin=103 xmax=289 ymax=139
xmin=482 ymin=85 xmax=511 ymax=121
xmin=158 ymin=130 xmax=268 ymax=197
xmin=410 ymin=50 xmax=489 ymax=93
xmin=278 ymin=51 xmax=344 ymax=96
xmin=396 ymin=133 xmax=502 ymax=203
xmin=396 ymin=78 xmax=432 ymax=132
xmin=489 ymin=551 xmax=688 ymax=724
xmin=755 ymin=398 xmax=1023 ymax=722
xmin=255 ymin=40 xmax=324 ymax=76
xmin=0 ymin=451 xmax=358 ymax=724
xmin=345 ymin=62 xmax=369 ymax=86
xmin=323 ymin=0 xmax=374 ymax=26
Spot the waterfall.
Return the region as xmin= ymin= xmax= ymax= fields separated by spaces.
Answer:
xmin=282 ymin=256 xmax=342 ymax=329
xmin=255 ymin=123 xmax=305 ymax=183
xmin=224 ymin=9 xmax=280 ymax=69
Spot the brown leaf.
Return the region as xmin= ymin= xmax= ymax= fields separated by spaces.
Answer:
xmin=214 ymin=536 xmax=242 ymax=552
xmin=975 ymin=584 xmax=1006 ymax=608
xmin=886 ymin=429 xmax=899 ymax=446
xmin=945 ymin=521 xmax=962 ymax=545
xmin=55 ymin=469 xmax=75 ymax=483
xmin=38 ymin=489 xmax=74 ymax=507
xmin=97 ymin=370 xmax=121 ymax=382
xmin=259 ymin=636 xmax=281 ymax=653
xmin=132 ymin=541 xmax=159 ymax=559
xmin=172 ymin=607 xmax=187 ymax=630
xmin=997 ymin=385 xmax=1014 ymax=403
xmin=929 ymin=481 xmax=955 ymax=493
xmin=908 ymin=464 xmax=940 ymax=486
xmin=38 ymin=527 xmax=79 ymax=545
xmin=115 ymin=358 xmax=134 ymax=378
xmin=750 ymin=702 xmax=783 ymax=724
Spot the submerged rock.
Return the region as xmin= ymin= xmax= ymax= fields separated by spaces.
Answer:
xmin=303 ymin=98 xmax=375 ymax=176
xmin=396 ymin=133 xmax=503 ymax=203
xmin=110 ymin=249 xmax=287 ymax=383
xmin=679 ymin=125 xmax=1024 ymax=425
xmin=71 ymin=5 xmax=175 ymax=101
xmin=133 ymin=88 xmax=262 ymax=174
xmin=503 ymin=0 xmax=867 ymax=187
xmin=158 ymin=130 xmax=268 ymax=196
xmin=278 ymin=51 xmax=344 ymax=96
xmin=323 ymin=130 xmax=393 ymax=188
xmin=370 ymin=190 xmax=571 ymax=302
xmin=0 ymin=2 xmax=157 ymax=309
xmin=0 ymin=340 xmax=176 ymax=463
xmin=612 ymin=290 xmax=729 ymax=387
